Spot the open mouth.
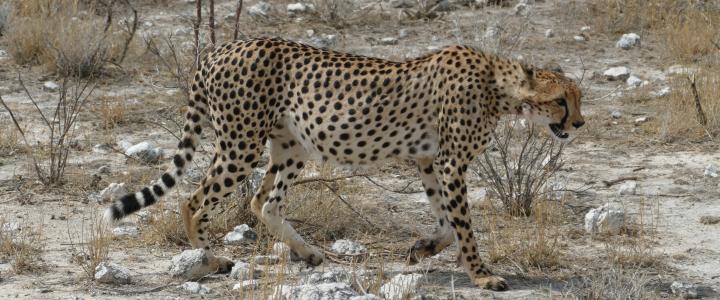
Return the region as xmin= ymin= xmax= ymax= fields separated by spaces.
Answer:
xmin=549 ymin=123 xmax=569 ymax=139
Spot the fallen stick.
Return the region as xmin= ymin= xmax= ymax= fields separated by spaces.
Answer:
xmin=602 ymin=176 xmax=638 ymax=187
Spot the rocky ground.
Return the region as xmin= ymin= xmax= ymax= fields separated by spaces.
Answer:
xmin=0 ymin=0 xmax=719 ymax=299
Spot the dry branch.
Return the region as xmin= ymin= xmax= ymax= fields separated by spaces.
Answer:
xmin=208 ymin=0 xmax=216 ymax=44
xmin=687 ymin=74 xmax=707 ymax=126
xmin=233 ymin=0 xmax=243 ymax=40
xmin=602 ymin=176 xmax=638 ymax=187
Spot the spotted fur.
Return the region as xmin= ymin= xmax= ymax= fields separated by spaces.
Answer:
xmin=105 ymin=37 xmax=584 ymax=290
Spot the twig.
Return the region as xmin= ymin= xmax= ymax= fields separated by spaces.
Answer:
xmin=208 ymin=0 xmax=216 ymax=45
xmin=233 ymin=0 xmax=243 ymax=40
xmin=687 ymin=74 xmax=707 ymax=126
xmin=194 ymin=0 xmax=202 ymax=67
xmin=95 ymin=284 xmax=171 ymax=295
xmin=116 ymin=0 xmax=139 ymax=65
xmin=321 ymin=181 xmax=378 ymax=229
xmin=602 ymin=176 xmax=638 ymax=187
xmin=589 ymin=85 xmax=623 ymax=102
xmin=362 ymin=176 xmax=423 ymax=194
xmin=632 ymin=166 xmax=646 ymax=172
xmin=291 ymin=173 xmax=369 ymax=186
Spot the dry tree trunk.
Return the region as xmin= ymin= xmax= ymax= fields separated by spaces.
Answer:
xmin=194 ymin=0 xmax=202 ymax=67
xmin=688 ymin=74 xmax=707 ymax=126
xmin=233 ymin=0 xmax=243 ymax=40
xmin=208 ymin=0 xmax=216 ymax=44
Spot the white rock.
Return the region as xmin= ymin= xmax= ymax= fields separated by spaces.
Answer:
xmin=273 ymin=282 xmax=358 ymax=300
xmin=310 ymin=34 xmax=337 ymax=48
xmin=634 ymin=116 xmax=649 ymax=124
xmin=380 ymin=273 xmax=423 ymax=300
xmin=626 ymin=75 xmax=643 ymax=87
xmin=255 ymin=255 xmax=280 ymax=265
xmin=248 ymin=2 xmax=271 ymax=18
xmin=331 ymin=239 xmax=367 ymax=255
xmin=544 ymin=29 xmax=554 ymax=38
xmin=112 ymin=225 xmax=139 ymax=237
xmin=179 ymin=281 xmax=212 ymax=295
xmin=125 ymin=141 xmax=162 ymax=164
xmin=223 ymin=224 xmax=257 ymax=245
xmin=230 ymin=261 xmax=259 ymax=280
xmin=610 ymin=111 xmax=622 ymax=119
xmin=143 ymin=21 xmax=153 ymax=27
xmin=580 ymin=26 xmax=591 ymax=32
xmin=1 ymin=222 xmax=20 ymax=232
xmin=98 ymin=183 xmax=127 ymax=203
xmin=704 ymin=164 xmax=718 ymax=178
xmin=584 ymin=204 xmax=626 ymax=235
xmin=233 ymin=279 xmax=260 ymax=291
xmin=287 ymin=3 xmax=313 ymax=14
xmin=273 ymin=242 xmax=292 ymax=259
xmin=306 ymin=29 xmax=315 ymax=36
xmin=573 ymin=35 xmax=586 ymax=42
xmin=603 ymin=67 xmax=631 ymax=81
xmin=379 ymin=37 xmax=399 ymax=46
xmin=670 ymin=281 xmax=699 ymax=299
xmin=617 ymin=180 xmax=637 ymax=195
xmin=350 ymin=295 xmax=383 ymax=300
xmin=651 ymin=86 xmax=671 ymax=97
xmin=169 ymin=249 xmax=211 ymax=279
xmin=0 ymin=49 xmax=8 ymax=57
xmin=93 ymin=144 xmax=113 ymax=154
xmin=308 ymin=271 xmax=350 ymax=284
xmin=513 ymin=3 xmax=531 ymax=16
xmin=616 ymin=33 xmax=640 ymax=49
xmin=398 ymin=29 xmax=409 ymax=39
xmin=94 ymin=262 xmax=131 ymax=284
xmin=43 ymin=81 xmax=60 ymax=92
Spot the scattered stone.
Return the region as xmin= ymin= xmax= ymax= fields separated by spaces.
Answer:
xmin=112 ymin=225 xmax=139 ymax=237
xmin=94 ymin=262 xmax=131 ymax=284
xmin=618 ymin=180 xmax=637 ymax=195
xmin=92 ymin=143 xmax=113 ymax=154
xmin=308 ymin=271 xmax=351 ymax=284
xmin=125 ymin=141 xmax=163 ymax=164
xmin=255 ymin=255 xmax=280 ymax=265
xmin=248 ymin=2 xmax=271 ymax=18
xmin=98 ymin=183 xmax=127 ymax=203
xmin=603 ymin=67 xmax=631 ymax=81
xmin=1 ymin=222 xmax=20 ymax=232
xmin=380 ymin=273 xmax=424 ymax=300
xmin=610 ymin=111 xmax=622 ymax=119
xmin=350 ymin=295 xmax=383 ymax=300
xmin=331 ymin=239 xmax=367 ymax=255
xmin=43 ymin=81 xmax=60 ymax=92
xmin=169 ymin=249 xmax=210 ymax=279
xmin=379 ymin=37 xmax=399 ymax=46
xmin=626 ymin=75 xmax=644 ymax=88
xmin=310 ymin=34 xmax=337 ymax=48
xmin=704 ymin=164 xmax=718 ymax=178
xmin=233 ymin=279 xmax=260 ymax=291
xmin=670 ymin=281 xmax=699 ymax=299
xmin=273 ymin=242 xmax=292 ymax=259
xmin=544 ymin=29 xmax=554 ymax=38
xmin=573 ymin=35 xmax=587 ymax=42
xmin=143 ymin=21 xmax=153 ymax=27
xmin=0 ymin=49 xmax=8 ymax=58
xmin=230 ymin=262 xmax=260 ymax=280
xmin=580 ymin=26 xmax=591 ymax=32
xmin=699 ymin=216 xmax=720 ymax=225
xmin=634 ymin=116 xmax=649 ymax=124
xmin=651 ymin=86 xmax=671 ymax=97
xmin=584 ymin=204 xmax=626 ymax=235
xmin=223 ymin=224 xmax=258 ymax=245
xmin=513 ymin=3 xmax=531 ymax=16
xmin=273 ymin=282 xmax=358 ymax=300
xmin=287 ymin=3 xmax=313 ymax=14
xmin=616 ymin=33 xmax=641 ymax=49
xmin=179 ymin=281 xmax=212 ymax=295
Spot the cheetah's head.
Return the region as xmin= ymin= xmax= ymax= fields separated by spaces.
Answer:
xmin=518 ymin=67 xmax=585 ymax=141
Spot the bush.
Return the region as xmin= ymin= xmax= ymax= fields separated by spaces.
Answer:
xmin=658 ymin=71 xmax=720 ymax=142
xmin=473 ymin=119 xmax=565 ymax=217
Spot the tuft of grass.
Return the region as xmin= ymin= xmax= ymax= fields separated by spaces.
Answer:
xmin=657 ymin=71 xmax=720 ymax=142
xmin=66 ymin=212 xmax=110 ymax=280
xmin=569 ymin=267 xmax=655 ymax=300
xmin=0 ymin=120 xmax=20 ymax=157
xmin=92 ymin=95 xmax=127 ymax=130
xmin=138 ymin=203 xmax=189 ymax=247
xmin=0 ymin=219 xmax=47 ymax=274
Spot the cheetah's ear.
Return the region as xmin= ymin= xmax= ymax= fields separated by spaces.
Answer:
xmin=521 ymin=63 xmax=537 ymax=89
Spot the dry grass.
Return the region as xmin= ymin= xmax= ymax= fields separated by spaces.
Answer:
xmin=569 ymin=267 xmax=655 ymax=300
xmin=0 ymin=119 xmax=20 ymax=157
xmin=91 ymin=95 xmax=127 ymax=130
xmin=4 ymin=0 xmax=136 ymax=77
xmin=657 ymin=71 xmax=720 ymax=142
xmin=67 ymin=213 xmax=111 ymax=280
xmin=603 ymin=198 xmax=661 ymax=269
xmin=0 ymin=219 xmax=47 ymax=274
xmin=138 ymin=203 xmax=189 ymax=247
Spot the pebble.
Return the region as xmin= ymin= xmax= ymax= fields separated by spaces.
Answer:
xmin=287 ymin=3 xmax=313 ymax=14
xmin=704 ymin=164 xmax=718 ymax=178
xmin=223 ymin=224 xmax=258 ymax=245
xmin=616 ymin=33 xmax=640 ymax=49
xmin=573 ymin=35 xmax=587 ymax=42
xmin=634 ymin=116 xmax=649 ymax=124
xmin=610 ymin=111 xmax=622 ymax=119
xmin=273 ymin=282 xmax=358 ymax=300
xmin=626 ymin=75 xmax=644 ymax=88
xmin=248 ymin=2 xmax=271 ymax=18
xmin=169 ymin=249 xmax=211 ymax=279
xmin=380 ymin=273 xmax=424 ymax=300
xmin=544 ymin=29 xmax=554 ymax=38
xmin=379 ymin=37 xmax=399 ymax=46
xmin=43 ymin=81 xmax=60 ymax=92
xmin=603 ymin=66 xmax=631 ymax=81
xmin=179 ymin=281 xmax=212 ymax=295
xmin=331 ymin=239 xmax=367 ymax=255
xmin=125 ymin=141 xmax=163 ymax=164
xmin=617 ymin=180 xmax=637 ymax=195
xmin=94 ymin=262 xmax=131 ymax=284
xmin=112 ymin=225 xmax=139 ymax=237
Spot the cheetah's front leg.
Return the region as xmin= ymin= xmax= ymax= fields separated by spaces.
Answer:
xmin=436 ymin=158 xmax=508 ymax=291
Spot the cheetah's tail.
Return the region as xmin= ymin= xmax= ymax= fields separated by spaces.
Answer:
xmin=104 ymin=83 xmax=207 ymax=223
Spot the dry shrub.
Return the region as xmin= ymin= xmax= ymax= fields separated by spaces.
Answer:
xmin=5 ymin=0 xmax=137 ymax=76
xmin=139 ymin=204 xmax=188 ymax=247
xmin=92 ymin=95 xmax=127 ymax=129
xmin=0 ymin=220 xmax=47 ymax=274
xmin=0 ymin=119 xmax=20 ymax=156
xmin=474 ymin=120 xmax=565 ymax=217
xmin=67 ymin=213 xmax=110 ymax=280
xmin=658 ymin=71 xmax=720 ymax=141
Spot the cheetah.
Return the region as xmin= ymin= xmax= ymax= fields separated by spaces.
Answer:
xmin=105 ymin=38 xmax=584 ymax=290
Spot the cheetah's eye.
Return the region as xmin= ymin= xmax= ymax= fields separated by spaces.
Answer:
xmin=555 ymin=98 xmax=567 ymax=106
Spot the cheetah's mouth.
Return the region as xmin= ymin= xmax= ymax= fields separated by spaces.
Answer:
xmin=549 ymin=123 xmax=569 ymax=139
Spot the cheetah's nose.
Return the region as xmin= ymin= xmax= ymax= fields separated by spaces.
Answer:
xmin=572 ymin=121 xmax=585 ymax=128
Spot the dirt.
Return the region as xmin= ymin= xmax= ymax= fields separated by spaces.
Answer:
xmin=0 ymin=0 xmax=719 ymax=299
